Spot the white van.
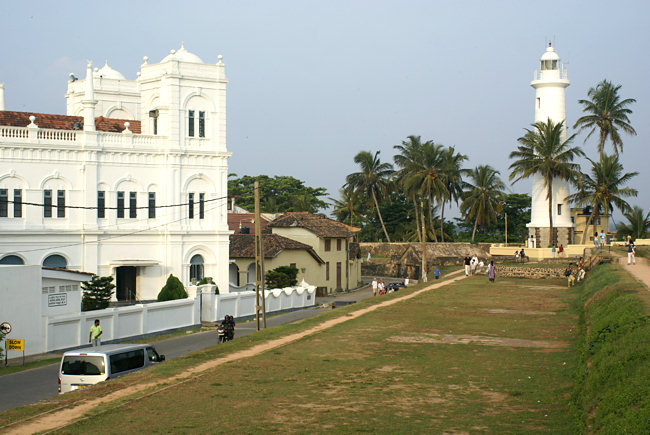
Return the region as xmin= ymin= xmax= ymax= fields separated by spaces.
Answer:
xmin=58 ymin=344 xmax=165 ymax=394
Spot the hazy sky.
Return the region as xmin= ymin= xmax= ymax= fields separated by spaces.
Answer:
xmin=1 ymin=1 xmax=648 ymax=223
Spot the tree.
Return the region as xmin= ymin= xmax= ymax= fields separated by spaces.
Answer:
xmin=497 ymin=193 xmax=532 ymax=243
xmin=393 ymin=136 xmax=427 ymax=242
xmin=573 ymin=79 xmax=637 ymax=155
xmin=157 ymin=274 xmax=188 ymax=302
xmin=616 ymin=206 xmax=650 ymax=240
xmin=345 ymin=151 xmax=394 ymax=242
xmin=568 ymin=153 xmax=638 ymax=243
xmin=331 ymin=187 xmax=366 ymax=228
xmin=439 ymin=146 xmax=467 ymax=242
xmin=408 ymin=142 xmax=448 ymax=242
xmin=228 ymin=175 xmax=328 ymax=213
xmin=265 ymin=266 xmax=299 ymax=289
xmin=509 ymin=119 xmax=584 ymax=245
xmin=81 ymin=275 xmax=115 ymax=311
xmin=460 ymin=165 xmax=505 ymax=241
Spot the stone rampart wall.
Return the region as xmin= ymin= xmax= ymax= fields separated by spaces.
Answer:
xmin=495 ymin=266 xmax=565 ymax=279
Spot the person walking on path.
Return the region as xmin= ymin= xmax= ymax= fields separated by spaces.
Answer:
xmin=600 ymin=231 xmax=606 ymax=247
xmin=593 ymin=233 xmax=599 ymax=249
xmin=89 ymin=319 xmax=102 ymax=347
xmin=464 ymin=255 xmax=471 ymax=276
xmin=627 ymin=239 xmax=636 ymax=265
xmin=488 ymin=261 xmax=496 ymax=282
xmin=514 ymin=250 xmax=519 ymax=263
xmin=378 ymin=279 xmax=385 ymax=295
xmin=371 ymin=278 xmax=378 ymax=296
xmin=520 ymin=248 xmax=526 ymax=263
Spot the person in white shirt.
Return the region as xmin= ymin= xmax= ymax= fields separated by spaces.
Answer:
xmin=371 ymin=278 xmax=378 ymax=296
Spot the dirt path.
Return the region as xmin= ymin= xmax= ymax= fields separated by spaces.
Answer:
xmin=8 ymin=272 xmax=467 ymax=434
xmin=618 ymin=255 xmax=650 ymax=289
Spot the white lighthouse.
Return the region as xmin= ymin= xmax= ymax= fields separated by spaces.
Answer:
xmin=527 ymin=43 xmax=573 ymax=247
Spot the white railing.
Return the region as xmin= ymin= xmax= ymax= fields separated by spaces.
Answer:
xmin=38 ymin=128 xmax=77 ymax=143
xmin=0 ymin=125 xmax=29 ymax=139
xmin=97 ymin=132 xmax=164 ymax=148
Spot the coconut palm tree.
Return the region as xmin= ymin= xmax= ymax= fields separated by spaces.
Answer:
xmin=616 ymin=206 xmax=650 ymax=240
xmin=439 ymin=146 xmax=467 ymax=242
xmin=509 ymin=119 xmax=584 ymax=244
xmin=345 ymin=151 xmax=394 ymax=242
xmin=568 ymin=153 xmax=638 ymax=243
xmin=331 ymin=187 xmax=365 ymax=228
xmin=403 ymin=142 xmax=447 ymax=242
xmin=460 ymin=165 xmax=506 ymax=242
xmin=394 ymin=135 xmax=427 ymax=242
xmin=573 ymin=79 xmax=637 ymax=155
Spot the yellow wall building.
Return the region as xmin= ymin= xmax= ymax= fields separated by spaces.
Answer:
xmin=570 ymin=207 xmax=611 ymax=244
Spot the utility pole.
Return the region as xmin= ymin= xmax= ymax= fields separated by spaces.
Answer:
xmin=505 ymin=212 xmax=508 ymax=246
xmin=253 ymin=181 xmax=266 ymax=330
xmin=420 ymin=200 xmax=427 ymax=282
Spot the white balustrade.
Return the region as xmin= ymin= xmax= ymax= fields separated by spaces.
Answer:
xmin=0 ymin=126 xmax=29 ymax=140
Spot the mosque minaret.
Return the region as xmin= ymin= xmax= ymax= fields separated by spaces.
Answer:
xmin=527 ymin=43 xmax=573 ymax=248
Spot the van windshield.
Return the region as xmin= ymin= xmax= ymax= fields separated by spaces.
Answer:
xmin=61 ymin=356 xmax=105 ymax=376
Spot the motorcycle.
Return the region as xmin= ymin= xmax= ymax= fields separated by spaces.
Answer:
xmin=217 ymin=315 xmax=235 ymax=343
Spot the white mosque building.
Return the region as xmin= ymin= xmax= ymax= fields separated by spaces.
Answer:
xmin=527 ymin=43 xmax=574 ymax=248
xmin=0 ymin=44 xmax=231 ymax=300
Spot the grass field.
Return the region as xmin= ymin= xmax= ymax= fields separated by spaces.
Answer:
xmin=47 ymin=273 xmax=578 ymax=434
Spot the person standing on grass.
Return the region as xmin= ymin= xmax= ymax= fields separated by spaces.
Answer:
xmin=627 ymin=239 xmax=636 ymax=265
xmin=551 ymin=245 xmax=556 ymax=259
xmin=515 ymin=250 xmax=519 ymax=263
xmin=371 ymin=278 xmax=378 ymax=296
xmin=520 ymin=248 xmax=526 ymax=263
xmin=600 ymin=231 xmax=606 ymax=247
xmin=593 ymin=233 xmax=599 ymax=249
xmin=488 ymin=261 xmax=496 ymax=282
xmin=89 ymin=319 xmax=102 ymax=347
xmin=464 ymin=255 xmax=471 ymax=276
xmin=378 ymin=279 xmax=385 ymax=295
xmin=558 ymin=244 xmax=564 ymax=258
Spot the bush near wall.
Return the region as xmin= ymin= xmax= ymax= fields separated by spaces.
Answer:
xmin=571 ymin=264 xmax=649 ymax=432
xmin=157 ymin=274 xmax=188 ymax=302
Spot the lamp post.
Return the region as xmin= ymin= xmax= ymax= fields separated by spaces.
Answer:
xmin=505 ymin=212 xmax=508 ymax=246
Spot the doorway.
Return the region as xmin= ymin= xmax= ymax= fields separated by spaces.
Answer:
xmin=116 ymin=266 xmax=137 ymax=301
xmin=336 ymin=262 xmax=342 ymax=290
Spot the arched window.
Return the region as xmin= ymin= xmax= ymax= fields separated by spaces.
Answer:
xmin=0 ymin=255 xmax=24 ymax=265
xmin=189 ymin=254 xmax=204 ymax=283
xmin=246 ymin=263 xmax=256 ymax=284
xmin=43 ymin=254 xmax=67 ymax=269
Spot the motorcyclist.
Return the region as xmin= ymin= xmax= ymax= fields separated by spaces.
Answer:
xmin=219 ymin=315 xmax=235 ymax=341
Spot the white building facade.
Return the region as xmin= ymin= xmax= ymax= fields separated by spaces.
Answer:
xmin=527 ymin=44 xmax=574 ymax=247
xmin=0 ymin=45 xmax=232 ymax=300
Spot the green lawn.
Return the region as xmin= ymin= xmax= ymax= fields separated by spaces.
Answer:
xmin=51 ymin=274 xmax=578 ymax=433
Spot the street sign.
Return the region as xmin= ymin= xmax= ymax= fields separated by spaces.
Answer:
xmin=6 ymin=339 xmax=24 ymax=351
xmin=0 ymin=322 xmax=11 ymax=335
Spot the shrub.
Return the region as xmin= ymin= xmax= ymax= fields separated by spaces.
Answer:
xmin=265 ymin=266 xmax=299 ymax=289
xmin=157 ymin=274 xmax=188 ymax=302
xmin=81 ymin=275 xmax=115 ymax=311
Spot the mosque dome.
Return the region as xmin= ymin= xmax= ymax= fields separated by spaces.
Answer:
xmin=96 ymin=61 xmax=126 ymax=80
xmin=161 ymin=43 xmax=204 ymax=64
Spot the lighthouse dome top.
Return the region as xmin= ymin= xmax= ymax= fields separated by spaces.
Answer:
xmin=161 ymin=43 xmax=204 ymax=64
xmin=540 ymin=44 xmax=560 ymax=61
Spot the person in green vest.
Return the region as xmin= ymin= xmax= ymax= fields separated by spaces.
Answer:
xmin=89 ymin=319 xmax=103 ymax=347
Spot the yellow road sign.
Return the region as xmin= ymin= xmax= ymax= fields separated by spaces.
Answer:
xmin=7 ymin=339 xmax=24 ymax=351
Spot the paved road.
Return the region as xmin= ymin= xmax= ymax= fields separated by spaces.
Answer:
xmin=0 ymin=288 xmax=374 ymax=413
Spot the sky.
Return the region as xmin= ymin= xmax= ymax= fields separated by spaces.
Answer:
xmin=1 ymin=0 xmax=648 ymax=224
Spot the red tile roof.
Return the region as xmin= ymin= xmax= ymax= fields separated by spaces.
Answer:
xmin=0 ymin=111 xmax=141 ymax=133
xmin=229 ymin=234 xmax=324 ymax=264
xmin=269 ymin=212 xmax=358 ymax=238
xmin=228 ymin=213 xmax=269 ymax=235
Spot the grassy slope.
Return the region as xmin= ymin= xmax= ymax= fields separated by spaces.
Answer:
xmin=571 ymin=263 xmax=650 ymax=433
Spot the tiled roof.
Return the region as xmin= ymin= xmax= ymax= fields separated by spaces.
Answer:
xmin=228 ymin=213 xmax=269 ymax=235
xmin=230 ymin=234 xmax=324 ymax=264
xmin=269 ymin=212 xmax=357 ymax=238
xmin=0 ymin=111 xmax=141 ymax=133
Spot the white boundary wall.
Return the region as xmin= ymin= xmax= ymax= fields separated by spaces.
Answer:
xmin=199 ymin=283 xmax=316 ymax=322
xmin=45 ymin=298 xmax=200 ymax=353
